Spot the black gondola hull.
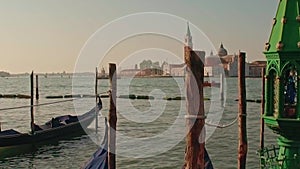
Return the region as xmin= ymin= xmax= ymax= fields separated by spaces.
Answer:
xmin=0 ymin=105 xmax=98 ymax=147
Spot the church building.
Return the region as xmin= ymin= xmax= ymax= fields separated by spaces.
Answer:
xmin=205 ymin=43 xmax=250 ymax=77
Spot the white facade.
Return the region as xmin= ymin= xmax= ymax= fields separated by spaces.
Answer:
xmin=170 ymin=65 xmax=185 ymax=77
xmin=204 ymin=67 xmax=213 ymax=77
xmin=161 ymin=62 xmax=170 ymax=75
xmin=228 ymin=55 xmax=249 ymax=77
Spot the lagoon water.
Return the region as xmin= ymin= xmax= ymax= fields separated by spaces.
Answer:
xmin=0 ymin=75 xmax=277 ymax=169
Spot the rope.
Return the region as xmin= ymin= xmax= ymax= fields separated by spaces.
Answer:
xmin=0 ymin=98 xmax=78 ymax=111
xmin=0 ymin=90 xmax=111 ymax=112
xmin=205 ymin=115 xmax=238 ymax=128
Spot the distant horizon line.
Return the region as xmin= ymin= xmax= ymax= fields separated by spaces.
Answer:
xmin=0 ymin=71 xmax=96 ymax=76
xmin=1 ymin=57 xmax=267 ymax=76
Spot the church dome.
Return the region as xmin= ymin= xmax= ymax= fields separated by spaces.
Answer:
xmin=217 ymin=43 xmax=228 ymax=57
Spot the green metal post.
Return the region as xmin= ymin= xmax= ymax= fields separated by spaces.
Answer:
xmin=261 ymin=0 xmax=300 ymax=168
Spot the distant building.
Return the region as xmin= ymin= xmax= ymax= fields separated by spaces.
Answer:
xmin=204 ymin=67 xmax=213 ymax=77
xmin=119 ymin=69 xmax=141 ymax=77
xmin=205 ymin=43 xmax=253 ymax=77
xmin=161 ymin=61 xmax=170 ymax=75
xmin=141 ymin=68 xmax=163 ymax=76
xmin=119 ymin=67 xmax=163 ymax=77
xmin=120 ymin=24 xmax=266 ymax=78
xmin=120 ymin=60 xmax=165 ymax=77
xmin=248 ymin=61 xmax=267 ymax=77
xmin=0 ymin=71 xmax=10 ymax=77
xmin=169 ymin=63 xmax=185 ymax=76
xmin=205 ymin=50 xmax=226 ymax=76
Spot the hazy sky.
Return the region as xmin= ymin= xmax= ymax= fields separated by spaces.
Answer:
xmin=0 ymin=0 xmax=277 ymax=73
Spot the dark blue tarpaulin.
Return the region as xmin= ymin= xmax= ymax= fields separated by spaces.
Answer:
xmin=82 ymin=118 xmax=108 ymax=169
xmin=204 ymin=148 xmax=214 ymax=169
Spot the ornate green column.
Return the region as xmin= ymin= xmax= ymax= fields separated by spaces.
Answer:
xmin=261 ymin=0 xmax=300 ymax=168
xmin=277 ymin=137 xmax=300 ymax=168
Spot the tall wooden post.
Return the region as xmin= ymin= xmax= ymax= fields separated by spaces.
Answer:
xmin=260 ymin=68 xmax=265 ymax=150
xmin=35 ymin=75 xmax=39 ymax=100
xmin=95 ymin=67 xmax=99 ymax=134
xmin=184 ymin=47 xmax=205 ymax=169
xmin=238 ymin=52 xmax=247 ymax=169
xmin=108 ymin=63 xmax=117 ymax=169
xmin=220 ymin=73 xmax=224 ymax=101
xmin=30 ymin=71 xmax=35 ymax=134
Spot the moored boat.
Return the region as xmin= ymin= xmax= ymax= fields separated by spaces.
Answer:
xmin=0 ymin=98 xmax=102 ymax=147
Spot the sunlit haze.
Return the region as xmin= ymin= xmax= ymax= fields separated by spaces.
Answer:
xmin=0 ymin=0 xmax=277 ymax=73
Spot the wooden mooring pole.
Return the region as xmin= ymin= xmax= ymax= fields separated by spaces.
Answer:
xmin=95 ymin=67 xmax=99 ymax=134
xmin=238 ymin=52 xmax=247 ymax=169
xmin=36 ymin=75 xmax=39 ymax=100
xmin=108 ymin=63 xmax=117 ymax=169
xmin=184 ymin=47 xmax=205 ymax=169
xmin=220 ymin=73 xmax=224 ymax=101
xmin=260 ymin=68 xmax=265 ymax=150
xmin=30 ymin=71 xmax=35 ymax=134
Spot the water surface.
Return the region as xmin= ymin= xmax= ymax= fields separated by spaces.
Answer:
xmin=0 ymin=76 xmax=277 ymax=168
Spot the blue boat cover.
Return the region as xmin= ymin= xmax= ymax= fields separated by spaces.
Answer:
xmin=82 ymin=118 xmax=108 ymax=169
xmin=204 ymin=148 xmax=214 ymax=169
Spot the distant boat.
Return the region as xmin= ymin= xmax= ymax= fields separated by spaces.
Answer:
xmin=97 ymin=67 xmax=109 ymax=79
xmin=97 ymin=75 xmax=109 ymax=79
xmin=0 ymin=98 xmax=102 ymax=148
xmin=203 ymin=81 xmax=220 ymax=88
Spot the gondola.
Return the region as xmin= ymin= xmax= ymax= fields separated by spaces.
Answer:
xmin=0 ymin=98 xmax=102 ymax=148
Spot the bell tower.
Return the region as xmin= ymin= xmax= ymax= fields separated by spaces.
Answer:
xmin=185 ymin=22 xmax=193 ymax=50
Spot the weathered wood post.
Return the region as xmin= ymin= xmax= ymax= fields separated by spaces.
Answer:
xmin=220 ymin=73 xmax=224 ymax=101
xmin=108 ymin=63 xmax=117 ymax=169
xmin=184 ymin=47 xmax=205 ymax=169
xmin=95 ymin=67 xmax=99 ymax=134
xmin=36 ymin=75 xmax=39 ymax=100
xmin=30 ymin=71 xmax=35 ymax=134
xmin=260 ymin=68 xmax=265 ymax=150
xmin=237 ymin=52 xmax=247 ymax=169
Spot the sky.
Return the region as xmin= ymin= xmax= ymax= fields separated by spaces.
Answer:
xmin=0 ymin=0 xmax=278 ymax=73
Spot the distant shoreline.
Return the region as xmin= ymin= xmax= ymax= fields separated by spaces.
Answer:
xmin=1 ymin=73 xmax=263 ymax=78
